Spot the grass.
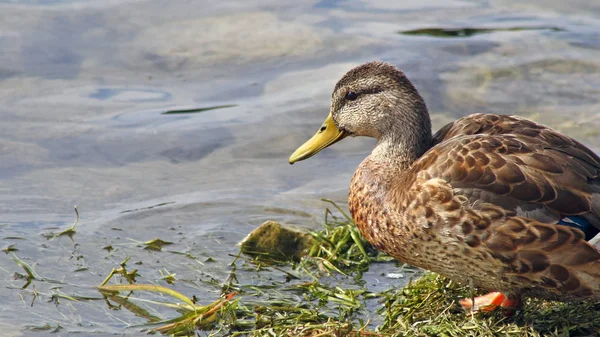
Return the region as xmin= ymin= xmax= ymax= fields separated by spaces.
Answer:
xmin=379 ymin=273 xmax=600 ymax=337
xmin=92 ymin=200 xmax=600 ymax=337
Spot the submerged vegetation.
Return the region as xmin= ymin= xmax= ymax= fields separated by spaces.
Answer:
xmin=399 ymin=27 xmax=563 ymax=38
xmin=10 ymin=201 xmax=600 ymax=336
xmin=161 ymin=104 xmax=238 ymax=115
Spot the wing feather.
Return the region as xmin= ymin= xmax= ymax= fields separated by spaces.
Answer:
xmin=423 ymin=113 xmax=600 ymax=232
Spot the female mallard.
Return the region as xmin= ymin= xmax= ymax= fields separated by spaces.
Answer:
xmin=289 ymin=61 xmax=600 ymax=312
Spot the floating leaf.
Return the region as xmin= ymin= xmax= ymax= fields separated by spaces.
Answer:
xmin=43 ymin=206 xmax=80 ymax=240
xmin=12 ymin=253 xmax=38 ymax=288
xmin=159 ymin=269 xmax=177 ymax=285
xmin=98 ymin=284 xmax=197 ymax=308
xmin=2 ymin=244 xmax=17 ymax=253
xmin=143 ymin=238 xmax=173 ymax=251
xmin=99 ymin=259 xmax=139 ymax=286
xmin=98 ymin=282 xmax=237 ymax=335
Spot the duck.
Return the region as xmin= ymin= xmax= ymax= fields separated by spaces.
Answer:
xmin=289 ymin=61 xmax=600 ymax=313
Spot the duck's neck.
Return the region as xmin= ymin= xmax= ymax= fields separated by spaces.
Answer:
xmin=369 ymin=113 xmax=432 ymax=170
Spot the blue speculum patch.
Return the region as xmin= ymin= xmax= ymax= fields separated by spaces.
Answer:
xmin=558 ymin=216 xmax=600 ymax=241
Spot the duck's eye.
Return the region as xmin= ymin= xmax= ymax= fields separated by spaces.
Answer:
xmin=345 ymin=91 xmax=358 ymax=101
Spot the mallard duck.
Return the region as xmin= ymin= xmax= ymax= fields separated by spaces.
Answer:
xmin=289 ymin=61 xmax=600 ymax=312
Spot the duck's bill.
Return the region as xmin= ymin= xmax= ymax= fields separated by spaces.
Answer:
xmin=289 ymin=112 xmax=347 ymax=164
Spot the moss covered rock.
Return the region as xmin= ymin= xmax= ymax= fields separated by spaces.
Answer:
xmin=238 ymin=221 xmax=314 ymax=261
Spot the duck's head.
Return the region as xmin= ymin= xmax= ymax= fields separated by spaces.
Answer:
xmin=289 ymin=61 xmax=430 ymax=164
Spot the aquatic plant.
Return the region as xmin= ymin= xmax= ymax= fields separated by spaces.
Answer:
xmin=94 ymin=201 xmax=600 ymax=336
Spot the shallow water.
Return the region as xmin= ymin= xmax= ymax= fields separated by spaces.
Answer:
xmin=1 ymin=0 xmax=600 ymax=335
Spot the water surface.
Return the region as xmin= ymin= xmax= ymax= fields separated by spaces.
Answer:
xmin=1 ymin=0 xmax=600 ymax=335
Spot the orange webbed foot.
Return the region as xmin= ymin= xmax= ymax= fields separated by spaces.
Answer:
xmin=459 ymin=292 xmax=521 ymax=316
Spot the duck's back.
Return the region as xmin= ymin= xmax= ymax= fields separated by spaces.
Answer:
xmin=427 ymin=113 xmax=600 ymax=246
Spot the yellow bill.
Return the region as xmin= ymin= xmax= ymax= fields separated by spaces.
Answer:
xmin=289 ymin=112 xmax=347 ymax=164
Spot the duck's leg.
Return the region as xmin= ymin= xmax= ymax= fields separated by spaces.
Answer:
xmin=459 ymin=292 xmax=521 ymax=315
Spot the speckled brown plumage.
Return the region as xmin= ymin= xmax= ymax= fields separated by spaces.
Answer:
xmin=292 ymin=61 xmax=600 ymax=307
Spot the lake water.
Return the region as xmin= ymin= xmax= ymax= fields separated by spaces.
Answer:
xmin=1 ymin=0 xmax=600 ymax=335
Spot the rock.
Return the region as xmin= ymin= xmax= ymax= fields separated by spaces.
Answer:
xmin=238 ymin=221 xmax=314 ymax=261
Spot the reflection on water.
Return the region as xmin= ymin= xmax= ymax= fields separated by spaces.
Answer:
xmin=90 ymin=88 xmax=172 ymax=102
xmin=1 ymin=0 xmax=600 ymax=334
xmin=400 ymin=26 xmax=564 ymax=38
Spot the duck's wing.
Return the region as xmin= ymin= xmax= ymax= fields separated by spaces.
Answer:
xmin=422 ymin=113 xmax=600 ymax=240
xmin=396 ymin=113 xmax=600 ymax=297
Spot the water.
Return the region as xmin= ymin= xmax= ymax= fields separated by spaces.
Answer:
xmin=1 ymin=0 xmax=600 ymax=335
